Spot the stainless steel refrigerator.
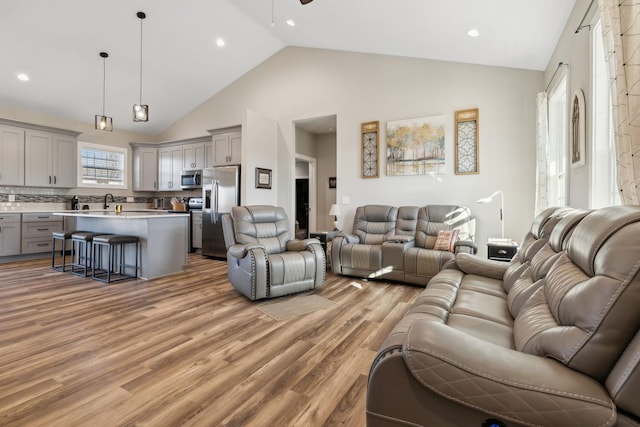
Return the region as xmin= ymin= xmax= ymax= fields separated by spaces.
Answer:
xmin=202 ymin=165 xmax=241 ymax=259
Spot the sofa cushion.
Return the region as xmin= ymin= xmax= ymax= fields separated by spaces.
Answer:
xmin=353 ymin=205 xmax=398 ymax=244
xmin=514 ymin=206 xmax=640 ymax=382
xmin=231 ymin=205 xmax=290 ymax=254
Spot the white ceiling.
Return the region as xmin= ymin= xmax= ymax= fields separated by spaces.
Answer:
xmin=0 ymin=0 xmax=576 ymax=136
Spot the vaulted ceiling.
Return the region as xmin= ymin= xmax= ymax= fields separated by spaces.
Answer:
xmin=0 ymin=0 xmax=575 ymax=135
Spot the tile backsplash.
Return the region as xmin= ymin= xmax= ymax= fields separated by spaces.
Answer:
xmin=0 ymin=187 xmax=152 ymax=211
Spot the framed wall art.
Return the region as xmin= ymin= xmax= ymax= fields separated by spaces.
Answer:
xmin=386 ymin=115 xmax=445 ymax=176
xmin=255 ymin=167 xmax=272 ymax=189
xmin=361 ymin=121 xmax=379 ymax=178
xmin=329 ymin=177 xmax=336 ymax=188
xmin=571 ymin=89 xmax=586 ymax=168
xmin=454 ymin=108 xmax=479 ymax=175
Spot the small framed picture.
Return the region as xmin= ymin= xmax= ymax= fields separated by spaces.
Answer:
xmin=329 ymin=176 xmax=337 ymax=189
xmin=255 ymin=167 xmax=272 ymax=189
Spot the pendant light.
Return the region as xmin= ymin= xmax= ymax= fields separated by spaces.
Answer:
xmin=133 ymin=11 xmax=149 ymax=122
xmin=95 ymin=51 xmax=113 ymax=131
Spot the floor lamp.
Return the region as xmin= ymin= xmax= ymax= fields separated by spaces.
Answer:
xmin=477 ymin=190 xmax=504 ymax=239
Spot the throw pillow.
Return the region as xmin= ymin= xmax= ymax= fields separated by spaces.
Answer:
xmin=434 ymin=229 xmax=459 ymax=252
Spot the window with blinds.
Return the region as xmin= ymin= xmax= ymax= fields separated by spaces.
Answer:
xmin=77 ymin=142 xmax=127 ymax=188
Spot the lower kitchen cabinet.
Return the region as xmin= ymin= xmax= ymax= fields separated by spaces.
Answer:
xmin=0 ymin=213 xmax=21 ymax=256
xmin=21 ymin=213 xmax=63 ymax=254
xmin=192 ymin=211 xmax=203 ymax=250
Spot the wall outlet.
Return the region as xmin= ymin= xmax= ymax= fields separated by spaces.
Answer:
xmin=126 ymin=196 xmax=134 ymax=203
xmin=8 ymin=194 xmax=15 ymax=202
xmin=342 ymin=196 xmax=350 ymax=205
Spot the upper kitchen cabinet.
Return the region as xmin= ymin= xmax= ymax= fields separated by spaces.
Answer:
xmin=182 ymin=137 xmax=210 ymax=170
xmin=209 ymin=127 xmax=241 ymax=166
xmin=0 ymin=125 xmax=25 ymax=186
xmin=0 ymin=118 xmax=78 ymax=188
xmin=131 ymin=144 xmax=158 ymax=191
xmin=158 ymin=145 xmax=184 ymax=191
xmin=25 ymin=130 xmax=77 ymax=188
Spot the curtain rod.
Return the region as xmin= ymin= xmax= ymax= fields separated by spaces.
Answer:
xmin=545 ymin=62 xmax=569 ymax=93
xmin=575 ymin=0 xmax=596 ymax=33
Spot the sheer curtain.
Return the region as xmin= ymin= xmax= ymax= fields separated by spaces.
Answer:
xmin=535 ymin=92 xmax=550 ymax=214
xmin=598 ymin=0 xmax=640 ymax=205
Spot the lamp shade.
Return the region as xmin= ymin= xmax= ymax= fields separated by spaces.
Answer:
xmin=329 ymin=204 xmax=341 ymax=217
xmin=133 ymin=104 xmax=148 ymax=122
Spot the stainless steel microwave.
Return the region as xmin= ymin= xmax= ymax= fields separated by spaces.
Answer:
xmin=180 ymin=169 xmax=202 ymax=190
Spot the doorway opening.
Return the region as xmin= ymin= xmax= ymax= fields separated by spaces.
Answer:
xmin=294 ymin=114 xmax=337 ymax=235
xmin=295 ymin=155 xmax=316 ymax=239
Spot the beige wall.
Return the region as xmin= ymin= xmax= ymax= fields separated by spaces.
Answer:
xmin=316 ymin=133 xmax=337 ymax=231
xmin=161 ymin=47 xmax=543 ymax=254
xmin=544 ymin=0 xmax=594 ymax=209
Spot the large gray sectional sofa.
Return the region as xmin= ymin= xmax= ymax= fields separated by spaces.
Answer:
xmin=366 ymin=205 xmax=640 ymax=427
xmin=331 ymin=204 xmax=476 ymax=286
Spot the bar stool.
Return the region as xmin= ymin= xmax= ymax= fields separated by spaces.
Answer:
xmin=92 ymin=235 xmax=139 ymax=283
xmin=52 ymin=230 xmax=83 ymax=272
xmin=70 ymin=232 xmax=99 ymax=277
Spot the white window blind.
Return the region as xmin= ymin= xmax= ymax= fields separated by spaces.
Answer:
xmin=77 ymin=142 xmax=127 ymax=188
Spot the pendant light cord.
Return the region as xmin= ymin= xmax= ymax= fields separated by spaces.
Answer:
xmin=102 ymin=55 xmax=106 ymax=116
xmin=139 ymin=15 xmax=143 ymax=104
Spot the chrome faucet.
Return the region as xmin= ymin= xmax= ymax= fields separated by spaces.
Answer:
xmin=103 ymin=193 xmax=115 ymax=209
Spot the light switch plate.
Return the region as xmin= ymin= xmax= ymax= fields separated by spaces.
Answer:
xmin=342 ymin=196 xmax=350 ymax=205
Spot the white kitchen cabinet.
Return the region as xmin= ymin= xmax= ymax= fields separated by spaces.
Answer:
xmin=205 ymin=143 xmax=214 ymax=168
xmin=191 ymin=211 xmax=202 ymax=249
xmin=158 ymin=146 xmax=183 ymax=191
xmin=132 ymin=146 xmax=158 ymax=191
xmin=0 ymin=125 xmax=25 ymax=186
xmin=211 ymin=130 xmax=241 ymax=166
xmin=182 ymin=142 xmax=206 ymax=170
xmin=21 ymin=213 xmax=63 ymax=255
xmin=25 ymin=130 xmax=77 ymax=188
xmin=0 ymin=213 xmax=21 ymax=256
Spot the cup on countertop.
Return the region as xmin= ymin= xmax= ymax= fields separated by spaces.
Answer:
xmin=114 ymin=204 xmax=123 ymax=213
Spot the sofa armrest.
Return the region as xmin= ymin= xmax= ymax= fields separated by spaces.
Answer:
xmin=454 ymin=252 xmax=508 ymax=280
xmin=454 ymin=239 xmax=477 ymax=255
xmin=286 ymin=238 xmax=322 ymax=252
xmin=403 ymin=321 xmax=615 ymax=426
xmin=228 ymin=243 xmax=266 ymax=259
xmin=335 ymin=233 xmax=360 ymax=244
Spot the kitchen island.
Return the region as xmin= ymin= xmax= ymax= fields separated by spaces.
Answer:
xmin=53 ymin=211 xmax=189 ymax=280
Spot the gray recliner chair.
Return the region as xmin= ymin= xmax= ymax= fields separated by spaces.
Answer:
xmin=221 ymin=205 xmax=326 ymax=300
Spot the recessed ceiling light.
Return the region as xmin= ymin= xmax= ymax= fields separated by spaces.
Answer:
xmin=17 ymin=73 xmax=30 ymax=81
xmin=216 ymin=38 xmax=225 ymax=47
xmin=467 ymin=28 xmax=480 ymax=37
xmin=286 ymin=19 xmax=295 ymax=26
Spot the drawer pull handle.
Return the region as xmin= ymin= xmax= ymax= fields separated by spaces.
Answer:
xmin=37 ymin=243 xmax=49 ymax=247
xmin=37 ymin=228 xmax=49 ymax=231
xmin=37 ymin=216 xmax=50 ymax=219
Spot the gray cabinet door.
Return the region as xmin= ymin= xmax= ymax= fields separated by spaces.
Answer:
xmin=0 ymin=125 xmax=25 ymax=186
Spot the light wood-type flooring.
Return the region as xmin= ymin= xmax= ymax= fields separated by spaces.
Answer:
xmin=0 ymin=254 xmax=422 ymax=426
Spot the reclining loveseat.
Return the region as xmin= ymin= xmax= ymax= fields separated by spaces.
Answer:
xmin=331 ymin=204 xmax=475 ymax=285
xmin=366 ymin=205 xmax=640 ymax=426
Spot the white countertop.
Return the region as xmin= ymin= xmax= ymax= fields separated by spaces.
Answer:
xmin=53 ymin=210 xmax=189 ymax=219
